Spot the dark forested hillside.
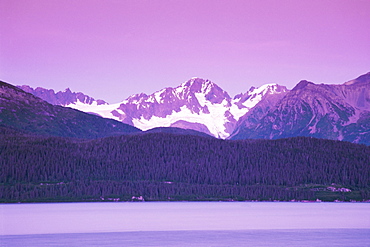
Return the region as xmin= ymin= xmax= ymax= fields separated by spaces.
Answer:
xmin=1 ymin=130 xmax=369 ymax=202
xmin=0 ymin=80 xmax=141 ymax=139
xmin=143 ymin=127 xmax=213 ymax=138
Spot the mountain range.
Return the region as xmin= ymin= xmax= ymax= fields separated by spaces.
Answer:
xmin=17 ymin=72 xmax=370 ymax=145
xmin=18 ymin=78 xmax=289 ymax=139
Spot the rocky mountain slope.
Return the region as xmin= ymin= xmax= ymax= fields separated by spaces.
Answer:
xmin=230 ymin=72 xmax=370 ymax=145
xmin=1 ymin=81 xmax=141 ymax=139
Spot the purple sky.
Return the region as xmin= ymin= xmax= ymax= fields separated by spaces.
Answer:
xmin=1 ymin=0 xmax=369 ymax=103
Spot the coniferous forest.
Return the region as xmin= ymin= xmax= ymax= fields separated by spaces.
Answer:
xmin=1 ymin=127 xmax=369 ymax=202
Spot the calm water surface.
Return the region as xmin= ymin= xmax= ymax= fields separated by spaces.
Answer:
xmin=1 ymin=202 xmax=369 ymax=246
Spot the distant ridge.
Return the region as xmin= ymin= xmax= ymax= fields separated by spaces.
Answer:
xmin=18 ymin=85 xmax=108 ymax=106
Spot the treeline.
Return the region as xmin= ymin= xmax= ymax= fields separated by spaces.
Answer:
xmin=1 ymin=131 xmax=369 ymax=202
xmin=1 ymin=181 xmax=316 ymax=202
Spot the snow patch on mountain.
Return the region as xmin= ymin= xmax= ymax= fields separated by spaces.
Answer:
xmin=132 ymin=104 xmax=231 ymax=138
xmin=64 ymin=101 xmax=122 ymax=121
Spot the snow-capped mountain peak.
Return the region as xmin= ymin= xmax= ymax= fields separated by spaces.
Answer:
xmin=233 ymin=83 xmax=288 ymax=109
xmin=109 ymin=80 xmax=288 ymax=138
xmin=174 ymin=78 xmax=231 ymax=103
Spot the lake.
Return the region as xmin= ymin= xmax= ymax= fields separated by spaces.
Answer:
xmin=1 ymin=202 xmax=369 ymax=246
